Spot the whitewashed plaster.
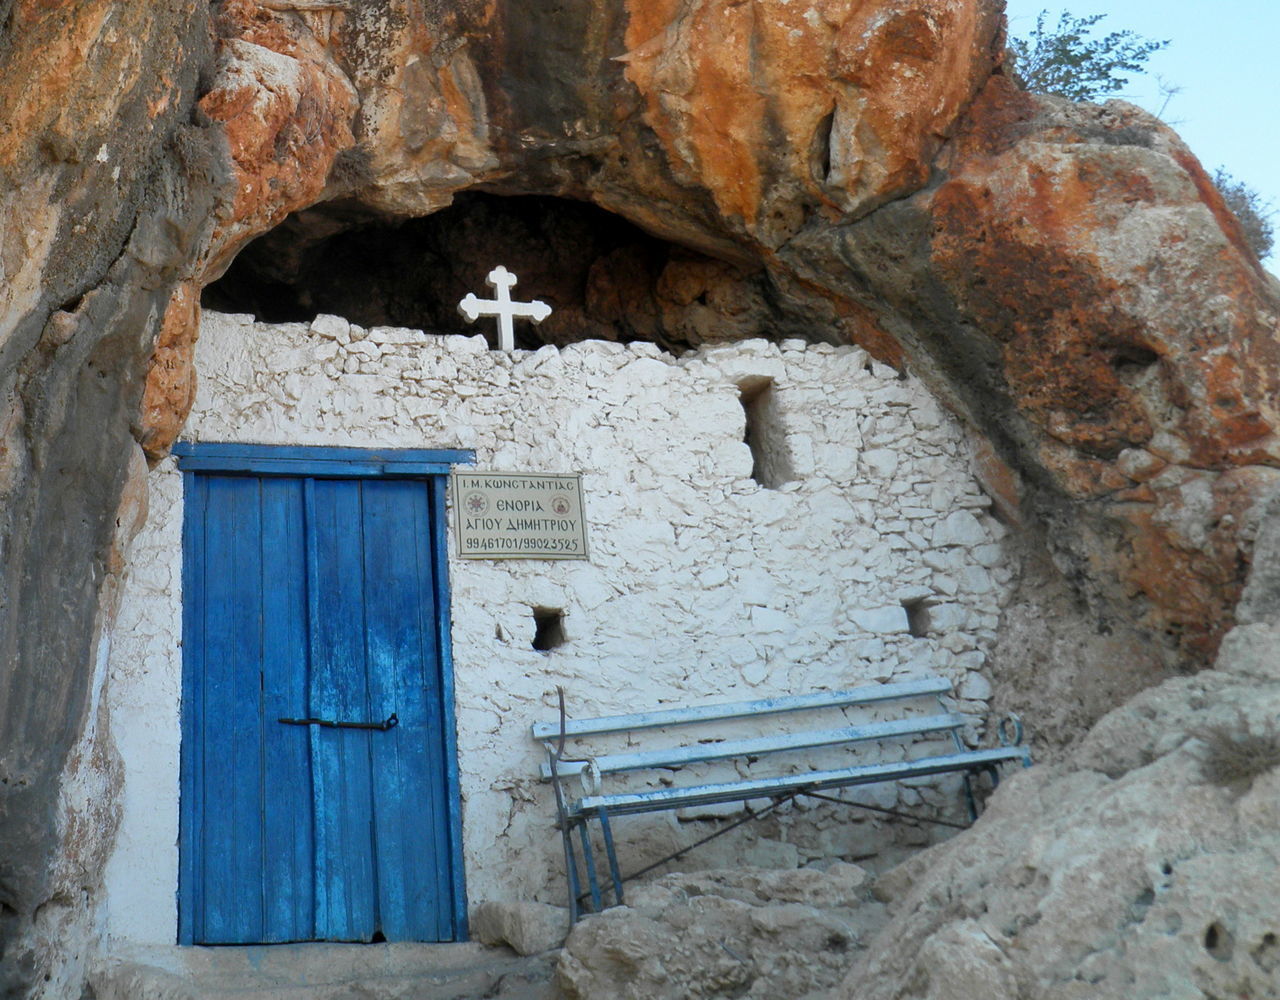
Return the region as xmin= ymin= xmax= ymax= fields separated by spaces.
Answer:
xmin=101 ymin=311 xmax=1015 ymax=946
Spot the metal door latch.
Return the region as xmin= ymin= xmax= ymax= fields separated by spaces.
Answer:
xmin=277 ymin=712 xmax=399 ymax=731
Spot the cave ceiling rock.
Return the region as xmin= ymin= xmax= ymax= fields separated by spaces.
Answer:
xmin=197 ymin=0 xmax=363 ymax=275
xmin=617 ymin=0 xmax=1005 ymax=242
xmin=160 ymin=0 xmax=1010 ymax=452
xmin=188 ymin=0 xmax=1010 ymax=300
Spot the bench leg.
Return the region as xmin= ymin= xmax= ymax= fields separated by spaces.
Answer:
xmin=547 ymin=753 xmax=584 ymax=923
xmin=562 ymin=819 xmax=585 ymax=923
xmin=578 ymin=821 xmax=604 ymax=913
xmin=960 ymin=765 xmax=1007 ymax=823
xmin=597 ymin=809 xmax=625 ymax=907
xmin=961 ymin=771 xmax=978 ymax=823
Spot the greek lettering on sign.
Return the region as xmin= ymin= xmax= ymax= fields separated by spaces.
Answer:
xmin=452 ymin=472 xmax=588 ymax=560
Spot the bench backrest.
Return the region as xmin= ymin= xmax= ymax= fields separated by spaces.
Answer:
xmin=532 ymin=674 xmax=965 ymax=783
xmin=530 ymin=675 xmax=953 ymax=742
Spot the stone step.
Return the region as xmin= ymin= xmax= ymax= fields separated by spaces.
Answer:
xmin=93 ymin=942 xmax=558 ymax=1000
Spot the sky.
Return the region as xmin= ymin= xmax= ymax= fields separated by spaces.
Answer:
xmin=1003 ymin=1 xmax=1279 ymax=267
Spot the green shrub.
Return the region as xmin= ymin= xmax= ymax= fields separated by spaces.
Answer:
xmin=1213 ymin=168 xmax=1276 ymax=261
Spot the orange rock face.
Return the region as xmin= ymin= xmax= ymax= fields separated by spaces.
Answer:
xmin=925 ymin=76 xmax=1280 ymax=659
xmin=197 ymin=0 xmax=360 ymax=275
xmin=0 ymin=0 xmax=204 ymax=349
xmin=933 ymin=78 xmax=1280 ymax=478
xmin=137 ymin=281 xmax=200 ymax=461
xmin=621 ymin=0 xmax=1003 ymax=242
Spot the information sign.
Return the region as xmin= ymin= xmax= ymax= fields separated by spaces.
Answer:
xmin=452 ymin=472 xmax=589 ymax=560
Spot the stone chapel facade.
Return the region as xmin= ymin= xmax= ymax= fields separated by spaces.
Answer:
xmin=99 ymin=308 xmax=1013 ymax=950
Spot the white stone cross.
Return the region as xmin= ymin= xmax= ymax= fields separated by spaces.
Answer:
xmin=457 ymin=265 xmax=552 ymax=352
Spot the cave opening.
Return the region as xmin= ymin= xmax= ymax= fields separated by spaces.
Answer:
xmin=202 ymin=193 xmax=782 ymax=353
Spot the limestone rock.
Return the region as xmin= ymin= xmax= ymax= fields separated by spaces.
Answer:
xmin=556 ymin=864 xmax=881 ymax=999
xmin=0 ymin=3 xmax=220 ymax=993
xmin=472 ymin=901 xmax=569 ymax=956
xmin=897 ymin=921 xmax=1020 ymax=1000
xmin=1237 ymin=492 xmax=1280 ymax=626
xmin=929 ymin=82 xmax=1280 ymax=477
xmin=819 ymin=75 xmax=1280 ymax=671
xmin=619 ymin=0 xmax=1003 ymax=243
xmin=839 ymin=660 xmax=1280 ymax=999
xmin=197 ymin=0 xmax=360 ymax=273
xmin=137 ymin=282 xmax=201 ymax=460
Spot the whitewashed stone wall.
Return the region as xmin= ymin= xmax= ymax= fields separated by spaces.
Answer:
xmin=101 ymin=311 xmax=1014 ymax=946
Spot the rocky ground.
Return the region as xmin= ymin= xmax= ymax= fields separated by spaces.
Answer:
xmin=556 ymin=865 xmax=885 ymax=999
xmin=92 ymin=943 xmax=558 ymax=1000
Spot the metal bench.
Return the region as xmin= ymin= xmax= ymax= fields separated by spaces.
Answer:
xmin=532 ymin=675 xmax=1031 ymax=919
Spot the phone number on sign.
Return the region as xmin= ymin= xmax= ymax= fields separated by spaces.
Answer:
xmin=465 ymin=536 xmax=583 ymax=552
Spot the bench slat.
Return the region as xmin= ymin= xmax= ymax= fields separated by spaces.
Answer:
xmin=567 ymin=746 xmax=1031 ymax=818
xmin=530 ymin=676 xmax=953 ymax=741
xmin=540 ymin=712 xmax=968 ymax=780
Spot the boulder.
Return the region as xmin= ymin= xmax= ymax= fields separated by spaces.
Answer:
xmin=471 ymin=901 xmax=570 ymax=957
xmin=835 ymin=621 xmax=1280 ymax=999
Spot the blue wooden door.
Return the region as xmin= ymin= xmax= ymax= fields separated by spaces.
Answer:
xmin=179 ymin=466 xmax=463 ymax=944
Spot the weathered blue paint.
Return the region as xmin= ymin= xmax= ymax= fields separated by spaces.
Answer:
xmin=177 ymin=471 xmax=202 ymax=944
xmin=436 ymin=471 xmax=470 ymax=942
xmin=307 ymin=477 xmax=378 ymax=942
xmin=173 ymin=442 xmax=473 ymax=477
xmin=178 ymin=446 xmax=469 ymax=945
xmin=529 ymin=676 xmax=954 ymax=741
xmin=201 ymin=475 xmax=268 ymax=942
xmin=539 ymin=712 xmax=970 ymax=779
xmin=360 ymin=478 xmax=454 ymax=942
xmin=430 ymin=475 xmax=470 ymax=941
xmin=261 ymin=477 xmax=314 ymax=940
xmin=570 ymin=746 xmax=1034 ymax=818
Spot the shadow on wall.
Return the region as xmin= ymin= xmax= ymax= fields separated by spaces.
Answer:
xmin=203 ymin=193 xmax=792 ymax=353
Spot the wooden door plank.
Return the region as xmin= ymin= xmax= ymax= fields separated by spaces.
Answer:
xmin=259 ymin=477 xmax=314 ymax=941
xmin=421 ymin=479 xmax=458 ymax=940
xmin=362 ymin=480 xmax=451 ymax=941
xmin=306 ymin=478 xmax=378 ymax=942
xmin=173 ymin=442 xmax=474 ymax=474
xmin=198 ymin=475 xmax=267 ymax=943
xmin=430 ymin=475 xmax=469 ymax=939
xmin=178 ymin=473 xmax=207 ymax=945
